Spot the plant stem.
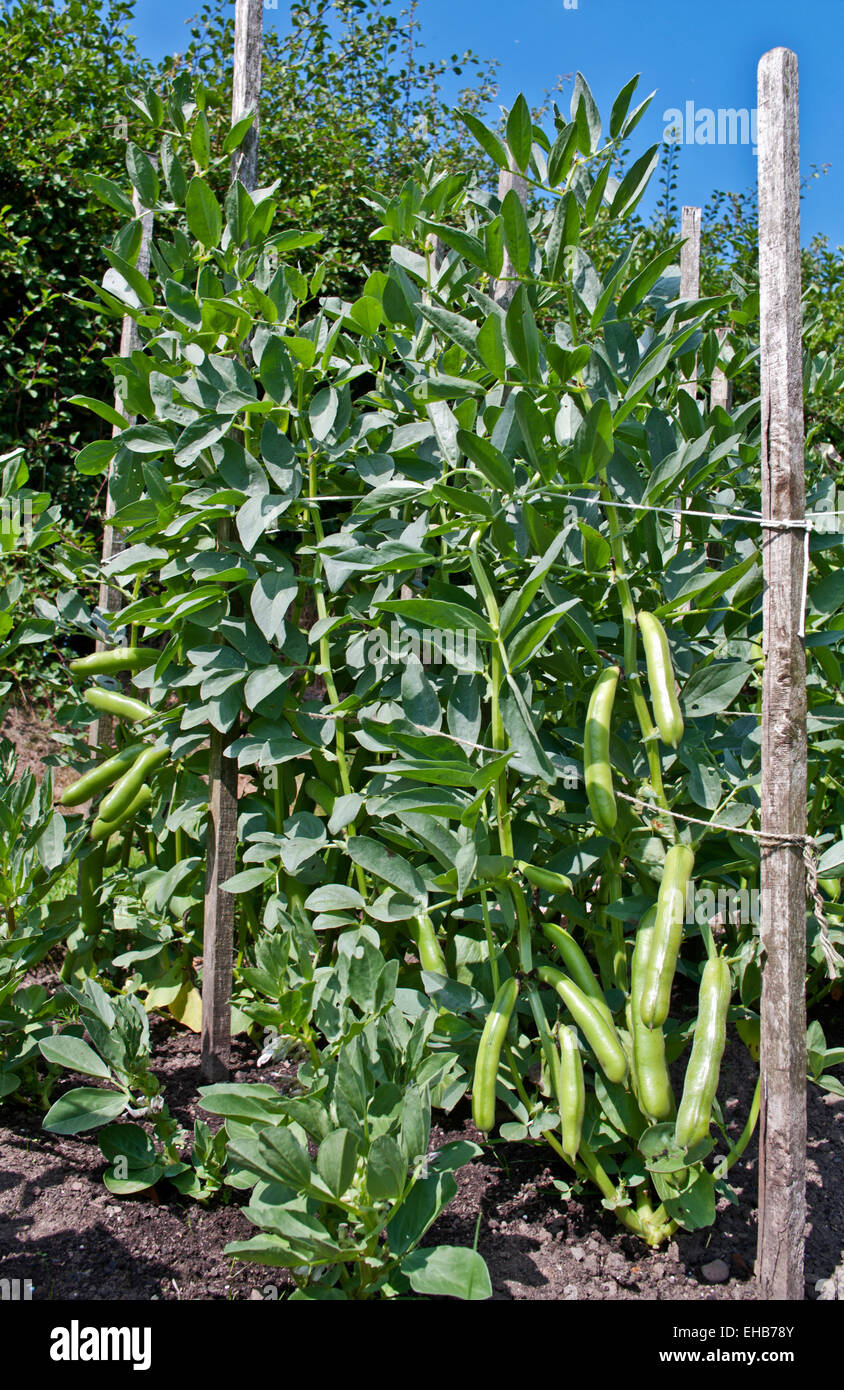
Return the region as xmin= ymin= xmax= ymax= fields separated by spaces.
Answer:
xmin=600 ymin=480 xmax=676 ymax=834
xmin=715 ymin=1076 xmax=761 ymax=1179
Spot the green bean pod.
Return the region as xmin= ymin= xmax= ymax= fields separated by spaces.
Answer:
xmin=541 ymin=922 xmax=614 ymax=1026
xmin=675 ymin=956 xmax=731 ymax=1149
xmin=412 ymin=913 xmax=447 ymax=976
xmin=584 ymin=665 xmax=619 ymax=835
xmin=59 ymin=743 xmax=145 ymax=807
xmin=70 ymin=646 xmax=157 ymax=678
xmin=639 ymin=844 xmax=695 ymax=1028
xmin=91 ymin=783 xmax=153 ymax=841
xmin=83 ymin=686 xmax=154 ymax=724
xmin=557 ymin=1024 xmax=585 ymax=1160
xmin=630 ymin=908 xmax=674 ymax=1121
xmin=472 ymin=977 xmax=519 ymax=1133
xmin=97 ymin=745 xmax=168 ymax=825
xmin=518 ymin=862 xmax=573 ymax=896
xmin=537 ymin=965 xmax=627 ymax=1085
xmin=637 ymin=611 xmax=684 ymax=748
xmin=78 ymin=844 xmax=105 ymax=934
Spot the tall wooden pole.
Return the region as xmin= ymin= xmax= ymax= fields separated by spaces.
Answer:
xmin=674 ymin=206 xmax=702 ymax=543
xmin=200 ymin=0 xmax=263 ymax=1082
xmin=756 ymin=46 xmax=807 ymax=1302
xmin=679 ymin=209 xmax=701 ymax=302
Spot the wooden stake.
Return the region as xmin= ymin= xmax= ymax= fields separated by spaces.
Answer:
xmin=679 ymin=205 xmax=701 ymax=399
xmin=493 ymin=160 xmax=528 ymax=309
xmin=200 ymin=0 xmax=263 ymax=1082
xmin=674 ymin=206 xmax=702 ymax=543
xmin=756 ymin=46 xmax=807 ymax=1302
xmin=89 ymin=193 xmax=154 ymax=752
xmin=710 ymin=328 xmax=733 ymax=413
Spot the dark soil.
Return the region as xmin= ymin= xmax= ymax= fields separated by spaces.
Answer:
xmin=1 ymin=1012 xmax=841 ymax=1302
xmin=1 ymin=705 xmax=78 ymax=800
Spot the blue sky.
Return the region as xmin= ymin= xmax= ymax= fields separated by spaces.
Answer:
xmin=131 ymin=0 xmax=842 ymax=247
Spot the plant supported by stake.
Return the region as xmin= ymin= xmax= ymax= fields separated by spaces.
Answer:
xmin=26 ymin=60 xmax=839 ymax=1271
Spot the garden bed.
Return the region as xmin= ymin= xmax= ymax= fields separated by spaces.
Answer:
xmin=2 ymin=1016 xmax=840 ymax=1302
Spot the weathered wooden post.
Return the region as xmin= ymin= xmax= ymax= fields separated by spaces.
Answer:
xmin=201 ymin=0 xmax=263 ymax=1082
xmin=679 ymin=207 xmax=701 ymax=342
xmin=89 ymin=192 xmax=154 ymax=752
xmin=756 ymin=45 xmax=808 ymax=1301
xmin=710 ymin=330 xmax=733 ymax=413
xmin=674 ymin=207 xmax=701 ymax=543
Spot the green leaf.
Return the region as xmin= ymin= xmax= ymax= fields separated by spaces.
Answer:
xmin=67 ymin=396 xmax=129 ymax=430
xmin=681 ymin=662 xmax=752 ymax=718
xmin=223 ymin=110 xmax=257 ymax=154
xmin=817 ymin=841 xmax=844 ymax=877
xmin=161 ymin=135 xmax=187 ymax=205
xmin=610 ymin=145 xmax=660 ymax=219
xmin=418 ymin=306 xmax=480 ymax=361
xmin=349 ymin=295 xmax=382 ymax=336
xmin=257 ymin=1126 xmax=313 ymax=1188
xmin=500 ymin=187 xmax=531 ymax=275
xmin=418 ymin=219 xmax=488 ymax=272
xmin=250 ymin=572 xmax=297 ymax=643
xmin=617 ymin=242 xmax=683 ymax=317
xmin=458 ymin=110 xmax=509 ymax=168
xmin=304 ymin=885 xmax=365 ymax=912
xmin=477 ymin=313 xmax=507 ymax=378
xmin=547 ymin=123 xmax=579 ymax=187
xmin=571 ymin=72 xmax=602 ymax=153
xmin=316 ymin=1129 xmax=360 ymax=1198
xmin=402 ymin=1245 xmax=492 ymax=1300
xmin=38 ymin=1036 xmax=112 ymax=1081
xmin=457 ymin=429 xmax=515 ymax=492
xmin=366 ymin=1133 xmax=407 ymax=1200
xmin=259 ymin=337 xmax=295 ymax=404
xmin=190 ymin=111 xmax=212 ymax=169
xmin=221 ymin=868 xmax=273 ymax=894
xmin=579 ymin=522 xmax=611 ymax=572
xmin=506 ymin=95 xmax=532 ymax=172
xmin=499 ymin=532 xmax=569 ymax=637
xmin=376 ymin=598 xmax=494 ymax=641
xmin=387 ymin=1170 xmax=458 ymax=1255
xmin=86 ymin=173 xmax=136 ymax=220
xmin=43 ymin=1087 xmax=127 ymax=1135
xmin=164 ymin=279 xmax=202 ymax=329
xmin=545 ymin=192 xmax=580 ymax=281
xmin=344 ymin=836 xmax=428 ymax=905
xmin=610 ymin=75 xmax=641 ymax=139
xmin=185 ymin=176 xmax=222 ymax=248
xmin=125 ymin=143 xmax=159 ymax=208
xmin=500 ymin=675 xmax=556 ymax=781
xmin=225 ymin=180 xmax=255 ymax=245
xmin=663 ymin=1169 xmax=716 ymax=1231
xmin=75 ymin=438 xmax=118 ymax=476
xmin=574 ymin=398 xmax=614 ymax=480
xmin=505 ymin=286 xmax=540 ymax=380
xmin=507 ymin=604 xmax=571 ymax=672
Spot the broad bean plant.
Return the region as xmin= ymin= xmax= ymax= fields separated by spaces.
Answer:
xmin=13 ymin=70 xmax=842 ymax=1261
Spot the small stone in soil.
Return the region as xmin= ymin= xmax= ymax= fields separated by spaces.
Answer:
xmin=701 ymin=1259 xmax=731 ymax=1284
